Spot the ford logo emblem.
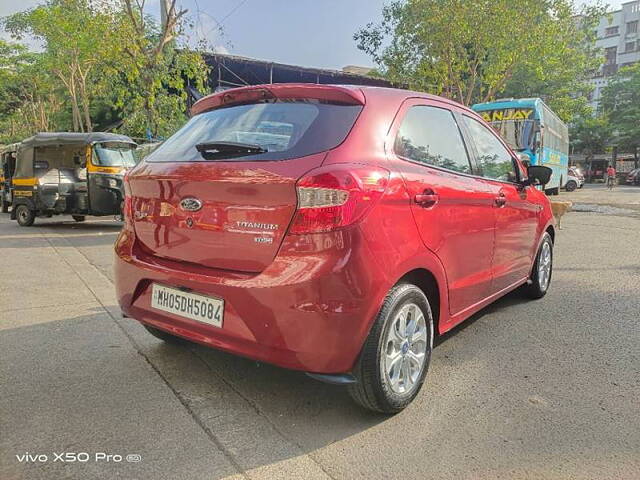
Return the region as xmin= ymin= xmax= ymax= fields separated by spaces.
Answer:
xmin=180 ymin=197 xmax=203 ymax=212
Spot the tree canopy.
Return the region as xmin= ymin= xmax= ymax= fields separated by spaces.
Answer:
xmin=569 ymin=115 xmax=613 ymax=158
xmin=355 ymin=0 xmax=605 ymax=122
xmin=0 ymin=39 xmax=64 ymax=143
xmin=1 ymin=0 xmax=209 ymax=142
xmin=600 ymin=62 xmax=640 ymax=160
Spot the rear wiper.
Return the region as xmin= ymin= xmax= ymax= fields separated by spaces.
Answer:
xmin=195 ymin=141 xmax=267 ymax=159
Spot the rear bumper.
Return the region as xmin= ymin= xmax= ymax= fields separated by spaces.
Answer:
xmin=114 ymin=228 xmax=382 ymax=374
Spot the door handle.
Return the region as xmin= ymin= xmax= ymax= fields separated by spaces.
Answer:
xmin=494 ymin=192 xmax=506 ymax=207
xmin=414 ymin=189 xmax=439 ymax=208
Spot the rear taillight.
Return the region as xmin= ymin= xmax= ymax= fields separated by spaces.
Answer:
xmin=122 ymin=172 xmax=133 ymax=229
xmin=289 ymin=164 xmax=389 ymax=234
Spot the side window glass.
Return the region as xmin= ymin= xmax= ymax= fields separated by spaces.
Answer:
xmin=394 ymin=106 xmax=472 ymax=175
xmin=463 ymin=116 xmax=518 ymax=183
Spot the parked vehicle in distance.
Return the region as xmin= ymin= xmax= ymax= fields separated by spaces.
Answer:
xmin=626 ymin=168 xmax=640 ymax=185
xmin=471 ymin=98 xmax=569 ymax=195
xmin=115 ymin=84 xmax=555 ymax=413
xmin=10 ymin=132 xmax=137 ymax=226
xmin=1 ymin=143 xmax=19 ymax=213
xmin=565 ymin=166 xmax=584 ymax=191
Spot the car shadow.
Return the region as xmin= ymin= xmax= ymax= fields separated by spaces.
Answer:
xmin=435 ymin=286 xmax=527 ymax=347
xmin=135 ymin=285 xmax=536 ymax=454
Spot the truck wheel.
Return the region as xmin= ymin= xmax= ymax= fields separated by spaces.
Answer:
xmin=523 ymin=232 xmax=553 ymax=299
xmin=143 ymin=325 xmax=186 ymax=345
xmin=72 ymin=215 xmax=86 ymax=222
xmin=565 ymin=180 xmax=577 ymax=192
xmin=15 ymin=205 xmax=35 ymax=227
xmin=348 ymin=283 xmax=433 ymax=413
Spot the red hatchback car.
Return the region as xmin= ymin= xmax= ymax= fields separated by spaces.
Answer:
xmin=115 ymin=84 xmax=555 ymax=413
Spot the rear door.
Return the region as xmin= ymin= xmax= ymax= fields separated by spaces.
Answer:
xmin=461 ymin=114 xmax=540 ymax=293
xmin=127 ymin=97 xmax=363 ymax=273
xmin=390 ymin=99 xmax=497 ymax=316
xmin=129 ymin=154 xmax=325 ymax=272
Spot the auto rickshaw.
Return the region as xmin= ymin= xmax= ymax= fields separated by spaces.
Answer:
xmin=1 ymin=143 xmax=19 ymax=213
xmin=10 ymin=132 xmax=137 ymax=226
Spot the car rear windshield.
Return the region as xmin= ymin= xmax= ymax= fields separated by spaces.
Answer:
xmin=146 ymin=100 xmax=362 ymax=162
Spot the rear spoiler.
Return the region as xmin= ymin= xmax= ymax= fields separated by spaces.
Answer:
xmin=191 ymin=84 xmax=366 ymax=116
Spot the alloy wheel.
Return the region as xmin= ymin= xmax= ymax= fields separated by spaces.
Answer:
xmin=538 ymin=241 xmax=552 ymax=292
xmin=383 ymin=302 xmax=428 ymax=394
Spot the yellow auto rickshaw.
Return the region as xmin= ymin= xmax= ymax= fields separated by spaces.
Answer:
xmin=10 ymin=132 xmax=137 ymax=226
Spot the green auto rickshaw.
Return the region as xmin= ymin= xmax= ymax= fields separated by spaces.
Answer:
xmin=10 ymin=132 xmax=137 ymax=226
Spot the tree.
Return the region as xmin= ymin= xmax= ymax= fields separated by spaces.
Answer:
xmin=569 ymin=114 xmax=613 ymax=180
xmin=2 ymin=0 xmax=209 ymax=141
xmin=0 ymin=40 xmax=64 ymax=143
xmin=3 ymin=0 xmax=122 ymax=132
xmin=113 ymin=0 xmax=209 ymax=139
xmin=570 ymin=115 xmax=612 ymax=156
xmin=355 ymin=0 xmax=604 ymax=121
xmin=500 ymin=3 xmax=605 ymax=122
xmin=600 ymin=62 xmax=640 ymax=167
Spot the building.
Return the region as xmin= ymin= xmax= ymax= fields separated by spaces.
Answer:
xmin=198 ymin=53 xmax=393 ymax=93
xmin=184 ymin=53 xmax=396 ymax=109
xmin=588 ymin=0 xmax=640 ymax=111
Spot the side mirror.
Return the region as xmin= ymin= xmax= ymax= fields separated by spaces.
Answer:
xmin=524 ymin=165 xmax=553 ymax=186
xmin=534 ymin=131 xmax=541 ymax=153
xmin=516 ymin=152 xmax=530 ymax=167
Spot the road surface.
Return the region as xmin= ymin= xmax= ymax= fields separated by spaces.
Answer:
xmin=1 ymin=185 xmax=639 ymax=479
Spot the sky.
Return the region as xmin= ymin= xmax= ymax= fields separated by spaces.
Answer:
xmin=0 ymin=0 xmax=632 ymax=71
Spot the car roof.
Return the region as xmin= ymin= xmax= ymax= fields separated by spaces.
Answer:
xmin=355 ymin=85 xmax=473 ymax=110
xmin=192 ymin=83 xmax=476 ymax=117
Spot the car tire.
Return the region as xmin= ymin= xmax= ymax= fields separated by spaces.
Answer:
xmin=143 ymin=324 xmax=186 ymax=344
xmin=15 ymin=205 xmax=35 ymax=227
xmin=565 ymin=180 xmax=577 ymax=192
xmin=523 ymin=232 xmax=553 ymax=299
xmin=348 ymin=283 xmax=433 ymax=414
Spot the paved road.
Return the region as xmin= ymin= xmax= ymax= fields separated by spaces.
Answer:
xmin=1 ymin=186 xmax=639 ymax=479
xmin=562 ymin=183 xmax=640 ymax=218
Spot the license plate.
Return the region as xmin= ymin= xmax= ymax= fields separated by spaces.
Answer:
xmin=151 ymin=284 xmax=224 ymax=328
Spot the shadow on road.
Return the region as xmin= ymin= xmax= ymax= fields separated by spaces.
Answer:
xmin=434 ymin=286 xmax=528 ymax=346
xmin=0 ymin=218 xmax=122 ymax=248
